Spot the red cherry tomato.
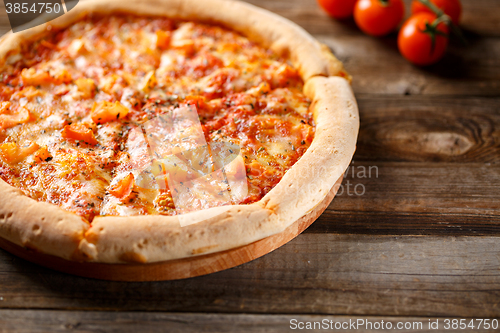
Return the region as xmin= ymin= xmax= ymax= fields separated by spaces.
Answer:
xmin=411 ymin=0 xmax=462 ymax=25
xmin=354 ymin=0 xmax=405 ymax=37
xmin=317 ymin=0 xmax=358 ymax=19
xmin=398 ymin=13 xmax=449 ymax=66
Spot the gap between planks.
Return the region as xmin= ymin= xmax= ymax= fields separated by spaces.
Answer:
xmin=0 ymin=234 xmax=498 ymax=317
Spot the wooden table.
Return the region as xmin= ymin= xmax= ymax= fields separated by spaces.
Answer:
xmin=1 ymin=0 xmax=499 ymax=331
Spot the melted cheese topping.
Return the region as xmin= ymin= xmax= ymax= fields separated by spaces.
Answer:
xmin=0 ymin=15 xmax=314 ymax=221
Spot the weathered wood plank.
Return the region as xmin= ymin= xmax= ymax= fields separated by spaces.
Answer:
xmin=0 ymin=234 xmax=499 ymax=317
xmin=323 ymin=36 xmax=500 ymax=96
xmin=0 ymin=0 xmax=497 ymax=324
xmin=355 ymin=96 xmax=500 ymax=163
xmin=310 ymin=211 xmax=500 ymax=236
xmin=311 ymin=162 xmax=500 ymax=236
xmin=0 ymin=1 xmax=8 ymax=36
xmin=1 ymin=311 xmax=498 ymax=333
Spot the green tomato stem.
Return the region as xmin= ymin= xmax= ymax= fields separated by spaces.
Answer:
xmin=416 ymin=0 xmax=468 ymax=46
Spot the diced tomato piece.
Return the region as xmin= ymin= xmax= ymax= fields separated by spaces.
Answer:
xmin=34 ymin=145 xmax=53 ymax=163
xmin=156 ymin=30 xmax=171 ymax=50
xmin=108 ymin=173 xmax=135 ymax=201
xmin=75 ymin=78 xmax=97 ymax=98
xmin=21 ymin=68 xmax=51 ymax=85
xmin=0 ymin=107 xmax=30 ymax=130
xmin=54 ymin=69 xmax=73 ymax=84
xmin=91 ymin=101 xmax=129 ymax=124
xmin=61 ymin=123 xmax=98 ymax=146
xmin=0 ymin=142 xmax=39 ymax=164
xmin=21 ymin=67 xmax=72 ymax=86
xmin=171 ymin=39 xmax=195 ymax=56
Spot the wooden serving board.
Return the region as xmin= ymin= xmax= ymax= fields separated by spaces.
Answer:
xmin=0 ymin=175 xmax=343 ymax=281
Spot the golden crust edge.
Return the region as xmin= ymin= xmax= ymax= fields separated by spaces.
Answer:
xmin=0 ymin=179 xmax=89 ymax=260
xmin=0 ymin=0 xmax=358 ymax=263
xmin=0 ymin=0 xmax=348 ymax=80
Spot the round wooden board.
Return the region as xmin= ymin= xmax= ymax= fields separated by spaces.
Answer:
xmin=0 ymin=175 xmax=343 ymax=281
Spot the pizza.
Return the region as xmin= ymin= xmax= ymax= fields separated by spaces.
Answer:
xmin=0 ymin=0 xmax=358 ymax=266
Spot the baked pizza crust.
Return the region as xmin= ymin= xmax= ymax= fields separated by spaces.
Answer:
xmin=0 ymin=0 xmax=359 ymax=263
xmin=0 ymin=179 xmax=89 ymax=261
xmin=0 ymin=0 xmax=350 ymax=80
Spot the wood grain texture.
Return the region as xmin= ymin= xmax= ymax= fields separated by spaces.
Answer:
xmin=0 ymin=0 xmax=498 ymax=328
xmin=330 ymin=162 xmax=500 ymax=216
xmin=305 ymin=162 xmax=500 ymax=235
xmin=354 ymin=96 xmax=500 ymax=163
xmin=1 ymin=311 xmax=498 ymax=333
xmin=319 ymin=36 xmax=500 ymax=96
xmin=0 ymin=234 xmax=499 ymax=317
